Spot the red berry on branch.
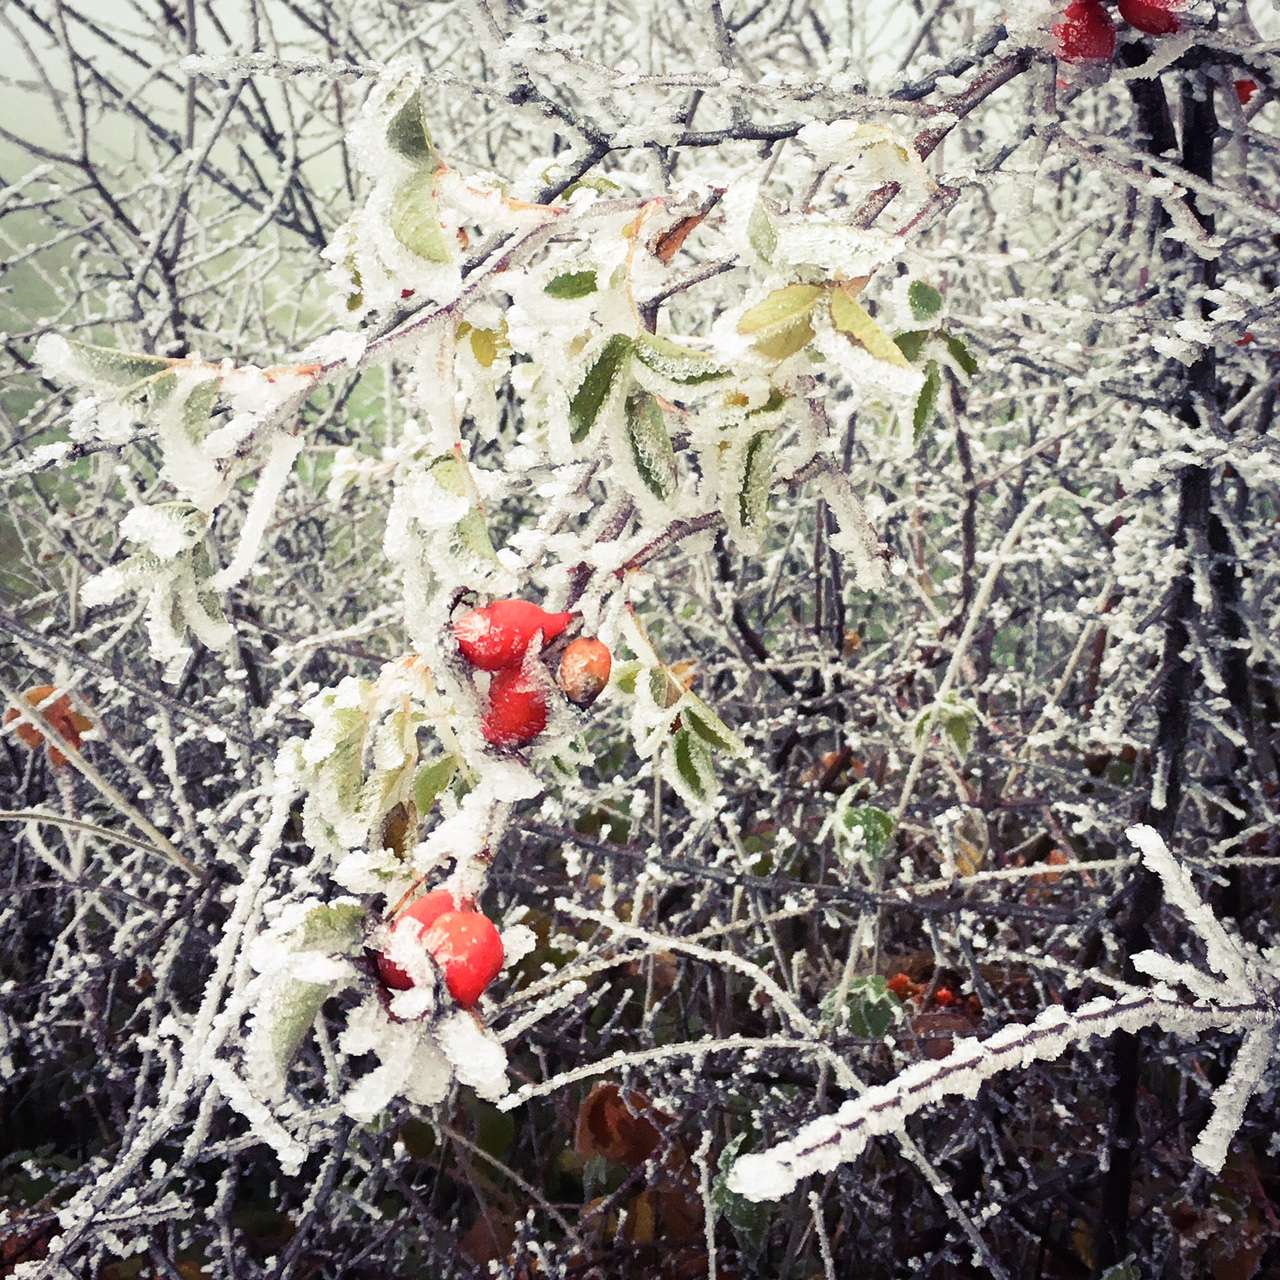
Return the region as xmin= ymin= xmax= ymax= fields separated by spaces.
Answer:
xmin=422 ymin=911 xmax=504 ymax=1008
xmin=558 ymin=637 xmax=613 ymax=708
xmin=454 ymin=599 xmax=574 ymax=671
xmin=377 ymin=888 xmax=475 ymax=989
xmin=1117 ymin=0 xmax=1181 ymax=35
xmin=1235 ymin=79 xmax=1258 ymax=107
xmin=934 ymin=987 xmax=957 ymax=1007
xmin=482 ymin=666 xmax=549 ymax=747
xmin=1052 ymin=1 xmax=1116 ymax=62
xmin=887 ymin=972 xmax=917 ymax=1000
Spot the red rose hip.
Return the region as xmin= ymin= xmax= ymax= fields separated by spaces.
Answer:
xmin=481 ymin=666 xmax=548 ymax=747
xmin=557 ymin=637 xmax=612 ymax=708
xmin=1117 ymin=0 xmax=1181 ymax=35
xmin=1052 ymin=1 xmax=1116 ymax=62
xmin=377 ymin=888 xmax=475 ymax=990
xmin=422 ymin=911 xmax=504 ymax=1008
xmin=453 ymin=599 xmax=573 ymax=671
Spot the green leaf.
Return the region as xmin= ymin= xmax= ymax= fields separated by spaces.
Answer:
xmin=830 ymin=286 xmax=910 ymax=368
xmin=544 ymin=270 xmax=598 ymax=299
xmin=893 ymin=330 xmax=930 ymax=363
xmin=747 ymin=200 xmax=777 ymax=263
xmin=835 ymin=802 xmax=895 ymax=864
xmin=386 ymin=90 xmax=434 ymax=163
xmin=713 ymin=1135 xmax=770 ymax=1258
xmin=908 ymin=280 xmax=943 ymax=322
xmin=684 ymin=695 xmax=746 ymax=756
xmin=737 ymin=283 xmax=823 ymax=336
xmin=296 ymin=901 xmax=367 ymax=954
xmin=182 ymin=377 xmax=220 ymax=440
xmin=390 ymin=169 xmax=453 ymax=264
xmin=916 ymin=695 xmax=979 ymax=762
xmin=944 ymin=332 xmax=979 ymax=377
xmin=413 ymin=755 xmax=457 ymax=815
xmin=751 ymin=320 xmax=814 ymax=362
xmin=265 ymin=980 xmax=332 ymax=1073
xmin=941 ymin=703 xmax=976 ymax=760
xmin=569 ymin=334 xmax=633 ymax=444
xmin=737 ymin=429 xmax=774 ymax=538
xmin=671 ymin=726 xmax=714 ymax=806
xmin=428 ymin=452 xmax=500 ymax=566
xmin=648 ymin=666 xmax=684 ymax=710
xmin=913 ymin=360 xmax=941 ymax=442
xmin=634 ymin=332 xmax=726 ymax=385
xmin=823 ymin=975 xmax=901 ymax=1038
xmin=624 ymin=391 xmax=677 ymax=502
xmin=59 ymin=339 xmax=173 ymax=390
xmin=613 ymin=660 xmax=642 ymax=696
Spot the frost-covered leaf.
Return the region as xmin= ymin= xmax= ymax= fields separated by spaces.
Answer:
xmin=915 ymin=695 xmax=979 ymax=763
xmin=390 ymin=168 xmax=453 ymax=264
xmin=829 ymin=286 xmax=910 ymax=368
xmin=649 ymin=666 xmax=684 ymax=710
xmin=670 ymin=725 xmax=716 ymax=808
xmin=834 ymin=800 xmax=895 ymax=866
xmin=683 ymin=695 xmax=746 ymax=757
xmin=428 ymin=451 xmax=500 ymax=567
xmin=613 ymin=660 xmax=642 ymax=696
xmin=295 ymin=901 xmax=368 ymax=954
xmin=944 ymin=332 xmax=979 ymax=378
xmin=386 ymin=89 xmax=434 ymax=163
xmin=623 ymin=391 xmax=677 ymax=502
xmin=544 ymin=270 xmax=598 ymax=299
xmin=822 ymin=975 xmax=901 ymax=1038
xmin=713 ymin=1135 xmax=771 ymax=1258
xmin=894 ymin=330 xmax=930 ymax=363
xmin=913 ymin=361 xmax=941 ymax=441
xmin=747 ymin=200 xmax=777 ymax=263
xmin=751 ymin=319 xmax=815 ymax=362
xmin=633 ymin=332 xmax=726 ymax=386
xmin=251 ymin=979 xmax=332 ymax=1085
xmin=908 ymin=281 xmax=943 ymax=322
xmin=569 ymin=334 xmax=633 ymax=444
xmin=737 ymin=283 xmax=823 ymax=336
xmin=35 ymin=334 xmax=172 ymax=394
xmin=724 ymin=429 xmax=774 ymax=551
xmin=414 ymin=754 xmax=458 ymax=815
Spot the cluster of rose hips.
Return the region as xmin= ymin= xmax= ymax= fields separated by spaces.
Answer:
xmin=376 ymin=888 xmax=504 ymax=1008
xmin=887 ymin=971 xmax=981 ymax=1017
xmin=1052 ymin=3 xmax=1262 ymax=116
xmin=452 ymin=597 xmax=613 ymax=748
xmin=371 ymin=600 xmax=615 ymax=1008
xmin=1053 ymin=0 xmax=1182 ymax=62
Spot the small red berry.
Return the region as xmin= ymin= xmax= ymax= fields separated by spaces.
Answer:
xmin=401 ymin=288 xmax=416 ymax=299
xmin=934 ymin=986 xmax=957 ymax=1007
xmin=1053 ymin=1 xmax=1117 ymax=62
xmin=377 ymin=889 xmax=474 ymax=989
xmin=1235 ymin=79 xmax=1258 ymax=107
xmin=887 ymin=972 xmax=915 ymax=1000
xmin=482 ymin=666 xmax=548 ymax=748
xmin=422 ymin=911 xmax=504 ymax=1008
xmin=454 ymin=599 xmax=574 ymax=672
xmin=557 ymin=637 xmax=613 ymax=708
xmin=1236 ymin=333 xmax=1255 ymax=347
xmin=1117 ymin=0 xmax=1181 ymax=35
